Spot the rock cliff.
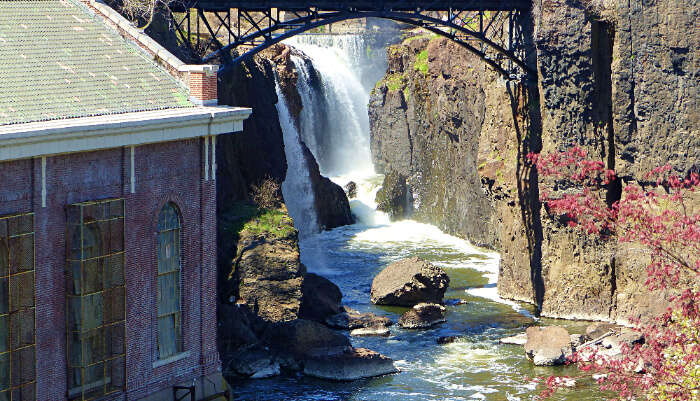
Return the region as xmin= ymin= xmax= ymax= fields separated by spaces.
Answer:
xmin=369 ymin=0 xmax=698 ymax=322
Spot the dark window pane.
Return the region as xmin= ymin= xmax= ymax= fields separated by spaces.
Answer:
xmin=8 ymin=236 xmax=33 ymax=275
xmin=157 ymin=273 xmax=179 ymax=317
xmin=109 ymin=219 xmax=123 ymax=254
xmin=11 ymin=345 xmax=35 ymax=387
xmin=0 ymin=242 xmax=7 ymax=278
xmin=68 ymin=332 xmax=83 ymax=368
xmin=17 ymin=215 xmax=32 ymax=236
xmin=109 ymin=200 xmax=123 ymax=219
xmin=104 ymin=255 xmax=123 ymax=289
xmin=10 ymin=308 xmax=34 ymax=350
xmin=103 ymin=288 xmax=124 ymax=325
xmin=82 ymin=329 xmax=105 ymax=366
xmin=81 ymin=258 xmax=103 ymax=295
xmin=157 ymin=316 xmax=177 ymax=359
xmin=81 ymin=294 xmax=103 ymax=332
xmin=0 ymin=316 xmax=7 ymax=354
xmin=105 ymin=322 xmax=125 ymax=358
xmin=0 ymin=352 xmax=9 ymax=391
xmin=67 ymin=261 xmax=82 ymax=296
xmin=11 ymin=272 xmax=34 ymax=311
xmin=105 ymin=355 xmax=124 ymax=394
xmin=0 ymin=278 xmax=7 ymax=315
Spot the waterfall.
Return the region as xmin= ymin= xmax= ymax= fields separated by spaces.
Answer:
xmin=275 ymin=76 xmax=320 ymax=237
xmin=286 ymin=34 xmax=389 ymax=177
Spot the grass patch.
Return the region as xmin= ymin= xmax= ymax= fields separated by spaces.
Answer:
xmin=222 ymin=203 xmax=296 ymax=240
xmin=414 ymin=50 xmax=429 ymax=75
xmin=382 ymin=73 xmax=406 ymax=92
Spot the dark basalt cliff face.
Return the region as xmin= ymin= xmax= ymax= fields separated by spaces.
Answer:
xmin=370 ymin=0 xmax=698 ymax=322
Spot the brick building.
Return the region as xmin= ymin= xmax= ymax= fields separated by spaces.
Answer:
xmin=0 ymin=1 xmax=250 ymax=400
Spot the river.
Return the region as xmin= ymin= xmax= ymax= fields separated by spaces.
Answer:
xmin=229 ymin=33 xmax=606 ymax=401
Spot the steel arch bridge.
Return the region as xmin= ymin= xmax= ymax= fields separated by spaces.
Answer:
xmin=168 ymin=1 xmax=534 ymax=79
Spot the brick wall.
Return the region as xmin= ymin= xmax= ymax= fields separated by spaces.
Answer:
xmin=188 ymin=71 xmax=218 ymax=106
xmin=0 ymin=137 xmax=220 ymax=400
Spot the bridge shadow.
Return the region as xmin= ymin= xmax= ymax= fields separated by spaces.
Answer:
xmin=505 ymin=32 xmax=545 ymax=312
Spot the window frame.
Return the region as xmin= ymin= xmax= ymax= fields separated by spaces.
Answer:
xmin=65 ymin=199 xmax=125 ymax=401
xmin=155 ymin=202 xmax=184 ymax=362
xmin=0 ymin=212 xmax=36 ymax=401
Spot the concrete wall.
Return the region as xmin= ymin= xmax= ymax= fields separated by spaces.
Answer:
xmin=0 ymin=137 xmax=222 ymax=400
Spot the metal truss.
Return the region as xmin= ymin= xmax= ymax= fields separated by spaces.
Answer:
xmin=169 ymin=1 xmax=533 ymax=80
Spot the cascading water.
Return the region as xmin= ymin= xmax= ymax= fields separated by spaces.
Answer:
xmin=275 ymin=75 xmax=320 ymax=237
xmin=253 ymin=32 xmax=603 ymax=401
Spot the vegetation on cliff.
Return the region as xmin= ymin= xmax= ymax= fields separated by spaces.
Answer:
xmin=533 ymin=147 xmax=699 ymax=400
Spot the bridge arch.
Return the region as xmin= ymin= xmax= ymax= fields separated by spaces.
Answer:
xmin=169 ymin=2 xmax=534 ymax=79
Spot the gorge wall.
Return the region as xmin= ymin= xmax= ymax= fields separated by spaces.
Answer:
xmin=370 ymin=0 xmax=698 ymax=322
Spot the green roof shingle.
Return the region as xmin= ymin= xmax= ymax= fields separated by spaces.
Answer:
xmin=0 ymin=0 xmax=192 ymax=126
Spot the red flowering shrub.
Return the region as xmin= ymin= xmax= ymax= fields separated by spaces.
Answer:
xmin=530 ymin=147 xmax=699 ymax=400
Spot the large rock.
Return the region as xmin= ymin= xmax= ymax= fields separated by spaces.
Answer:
xmin=524 ymin=326 xmax=573 ymax=366
xmin=350 ymin=326 xmax=391 ymax=337
xmin=300 ymin=143 xmax=354 ymax=230
xmin=234 ymin=228 xmax=306 ymax=323
xmin=264 ymin=319 xmax=350 ymax=358
xmin=398 ymin=303 xmax=446 ymax=329
xmin=375 ymin=170 xmax=413 ymax=220
xmin=298 ymin=273 xmax=343 ymax=323
xmin=303 ymin=348 xmax=399 ymax=381
xmin=224 ymin=346 xmax=281 ymax=379
xmin=325 ymin=306 xmax=393 ymax=330
xmin=370 ymin=257 xmax=450 ymax=306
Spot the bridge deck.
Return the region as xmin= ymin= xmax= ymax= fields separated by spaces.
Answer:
xmin=184 ymin=0 xmax=530 ymax=12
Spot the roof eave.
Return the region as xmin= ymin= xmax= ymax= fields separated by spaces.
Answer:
xmin=0 ymin=106 xmax=252 ymax=162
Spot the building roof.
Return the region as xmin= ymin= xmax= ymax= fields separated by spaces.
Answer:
xmin=0 ymin=0 xmax=192 ymax=126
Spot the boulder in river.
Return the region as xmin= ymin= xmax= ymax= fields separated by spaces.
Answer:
xmin=224 ymin=346 xmax=281 ymax=379
xmin=370 ymin=257 xmax=450 ymax=306
xmin=325 ymin=306 xmax=393 ymax=330
xmin=437 ymin=336 xmax=461 ymax=344
xmin=398 ymin=303 xmax=447 ymax=329
xmin=524 ymin=326 xmax=573 ymax=366
xmin=299 ymin=273 xmax=343 ymax=323
xmin=303 ymin=347 xmax=399 ymax=381
xmin=345 ymin=181 xmax=358 ymax=198
xmin=350 ymin=326 xmax=391 ymax=337
xmin=264 ymin=319 xmax=350 ymax=358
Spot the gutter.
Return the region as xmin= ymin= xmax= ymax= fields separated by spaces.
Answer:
xmin=0 ymin=107 xmax=252 ymax=162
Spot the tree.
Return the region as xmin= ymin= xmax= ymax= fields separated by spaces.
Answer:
xmin=530 ymin=147 xmax=699 ymax=400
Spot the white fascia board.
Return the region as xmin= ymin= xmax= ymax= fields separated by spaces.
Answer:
xmin=0 ymin=107 xmax=252 ymax=162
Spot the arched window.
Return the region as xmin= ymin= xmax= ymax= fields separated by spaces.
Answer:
xmin=156 ymin=203 xmax=182 ymax=359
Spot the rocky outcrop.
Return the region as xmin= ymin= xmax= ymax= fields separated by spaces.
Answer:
xmin=370 ymin=257 xmax=450 ymax=306
xmin=303 ymin=348 xmax=399 ymax=381
xmin=218 ymin=205 xmax=395 ymax=380
xmin=300 ymin=142 xmax=355 ymax=230
xmin=375 ymin=170 xmax=413 ymax=220
xmin=299 ymin=273 xmax=343 ymax=323
xmin=232 ymin=220 xmax=305 ymax=323
xmin=524 ymin=326 xmax=573 ymax=366
xmin=398 ymin=303 xmax=446 ymax=329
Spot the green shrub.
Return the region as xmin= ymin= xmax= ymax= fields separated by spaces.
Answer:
xmin=414 ymin=50 xmax=429 ymax=75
